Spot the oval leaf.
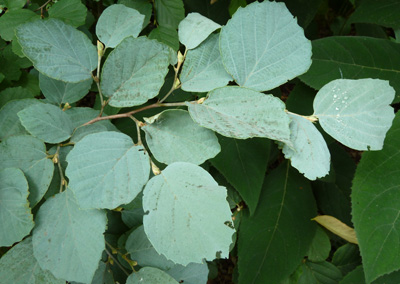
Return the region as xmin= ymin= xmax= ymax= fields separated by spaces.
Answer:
xmin=16 ymin=19 xmax=97 ymax=83
xmin=143 ymin=162 xmax=235 ymax=265
xmin=186 ymin=86 xmax=291 ymax=144
xmin=39 ymin=73 xmax=92 ymax=105
xmin=352 ymin=112 xmax=400 ymax=283
xmin=32 ymin=189 xmax=107 ymax=283
xmin=0 ymin=168 xmax=34 ymax=247
xmin=0 ymin=237 xmax=64 ymax=284
xmin=143 ymin=109 xmax=221 ymax=165
xmin=96 ymin=4 xmax=145 ymax=48
xmin=0 ymin=135 xmax=54 ymax=206
xmin=219 ymin=1 xmax=312 ymax=91
xmin=180 ymin=33 xmax=232 ymax=92
xmin=66 ymin=131 xmax=150 ymax=209
xmin=178 ymin=12 xmax=221 ymax=49
xmin=313 ymin=215 xmax=358 ymax=244
xmin=282 ymin=114 xmax=330 ymax=180
xmin=238 ymin=162 xmax=317 ymax=284
xmin=101 ymin=37 xmax=170 ymax=107
xmin=313 ymin=79 xmax=395 ymax=151
xmin=18 ymin=103 xmax=74 ymax=143
xmin=127 ymin=267 xmax=178 ymax=284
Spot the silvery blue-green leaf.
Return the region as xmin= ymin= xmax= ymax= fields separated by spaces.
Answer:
xmin=66 ymin=131 xmax=150 ymax=209
xmin=126 ymin=225 xmax=175 ymax=269
xmin=143 ymin=162 xmax=235 ymax=265
xmin=0 ymin=237 xmax=65 ymax=284
xmin=180 ymin=33 xmax=232 ymax=92
xmin=126 ymin=225 xmax=209 ymax=284
xmin=0 ymin=99 xmax=41 ymax=140
xmin=16 ymin=19 xmax=97 ymax=83
xmin=118 ymin=0 xmax=152 ymax=29
xmin=143 ymin=109 xmax=220 ymax=165
xmin=48 ymin=0 xmax=87 ymax=27
xmin=18 ymin=103 xmax=74 ymax=143
xmin=167 ymin=262 xmax=209 ymax=284
xmin=219 ymin=1 xmax=312 ymax=91
xmin=186 ymin=86 xmax=291 ymax=144
xmin=313 ymin=79 xmax=395 ymax=150
xmin=282 ymin=113 xmax=330 ymax=180
xmin=96 ymin=4 xmax=145 ymax=48
xmin=178 ymin=12 xmax=221 ymax=49
xmin=0 ymin=135 xmax=54 ymax=206
xmin=39 ymin=73 xmax=92 ymax=105
xmin=32 ymin=189 xmax=107 ymax=284
xmin=0 ymin=168 xmax=34 ymax=247
xmin=127 ymin=267 xmax=179 ymax=284
xmin=126 ymin=225 xmax=208 ymax=284
xmin=101 ymin=37 xmax=170 ymax=107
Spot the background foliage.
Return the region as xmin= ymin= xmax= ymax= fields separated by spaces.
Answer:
xmin=0 ymin=0 xmax=399 ymax=283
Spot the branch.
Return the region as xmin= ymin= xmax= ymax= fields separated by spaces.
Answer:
xmin=81 ymin=102 xmax=187 ymax=127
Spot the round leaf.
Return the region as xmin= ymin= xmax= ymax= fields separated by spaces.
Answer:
xmin=219 ymin=1 xmax=312 ymax=91
xmin=178 ymin=12 xmax=221 ymax=49
xmin=127 ymin=267 xmax=178 ymax=284
xmin=0 ymin=135 xmax=54 ymax=206
xmin=313 ymin=79 xmax=395 ymax=150
xmin=101 ymin=37 xmax=170 ymax=107
xmin=66 ymin=131 xmax=150 ymax=209
xmin=96 ymin=4 xmax=145 ymax=48
xmin=0 ymin=168 xmax=34 ymax=247
xmin=282 ymin=114 xmax=331 ymax=180
xmin=32 ymin=189 xmax=107 ymax=283
xmin=143 ymin=162 xmax=235 ymax=265
xmin=180 ymin=33 xmax=232 ymax=92
xmin=186 ymin=86 xmax=291 ymax=144
xmin=18 ymin=103 xmax=74 ymax=143
xmin=143 ymin=109 xmax=221 ymax=165
xmin=16 ymin=19 xmax=97 ymax=83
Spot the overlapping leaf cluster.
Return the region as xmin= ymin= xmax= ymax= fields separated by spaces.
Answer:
xmin=0 ymin=0 xmax=398 ymax=283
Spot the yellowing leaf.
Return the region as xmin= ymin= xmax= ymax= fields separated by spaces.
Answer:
xmin=313 ymin=215 xmax=358 ymax=244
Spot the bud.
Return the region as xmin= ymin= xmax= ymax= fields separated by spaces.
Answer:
xmin=197 ymin=97 xmax=206 ymax=104
xmin=151 ymin=160 xmax=161 ymax=175
xmin=97 ymin=40 xmax=105 ymax=57
xmin=177 ymin=50 xmax=184 ymax=64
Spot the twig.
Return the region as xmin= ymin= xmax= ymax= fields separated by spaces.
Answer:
xmin=159 ymin=49 xmax=187 ymax=103
xmin=128 ymin=115 xmax=144 ymax=145
xmin=105 ymin=248 xmax=130 ymax=276
xmin=81 ymin=102 xmax=188 ymax=127
xmin=35 ymin=0 xmax=52 ymax=17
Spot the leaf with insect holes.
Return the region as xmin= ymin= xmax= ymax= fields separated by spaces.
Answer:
xmin=186 ymin=86 xmax=291 ymax=144
xmin=143 ymin=162 xmax=235 ymax=265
